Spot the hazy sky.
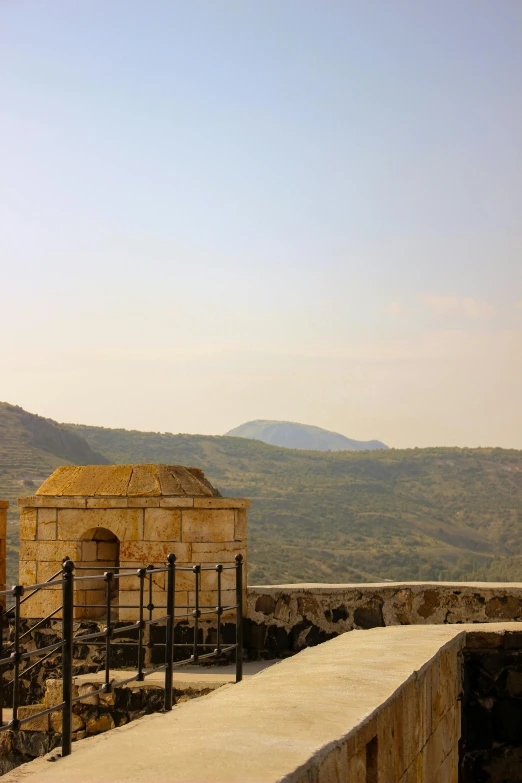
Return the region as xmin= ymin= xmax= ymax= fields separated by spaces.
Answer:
xmin=1 ymin=1 xmax=521 ymax=448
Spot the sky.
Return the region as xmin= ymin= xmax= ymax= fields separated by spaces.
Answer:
xmin=1 ymin=1 xmax=521 ymax=449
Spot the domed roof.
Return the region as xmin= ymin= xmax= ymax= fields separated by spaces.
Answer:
xmin=35 ymin=464 xmax=221 ymax=498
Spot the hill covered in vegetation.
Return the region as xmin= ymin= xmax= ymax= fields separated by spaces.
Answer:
xmin=1 ymin=402 xmax=522 ymax=585
xmin=225 ymin=419 xmax=388 ymax=451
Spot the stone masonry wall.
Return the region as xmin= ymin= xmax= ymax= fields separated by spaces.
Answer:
xmin=246 ymin=582 xmax=522 ymax=658
xmin=18 ymin=495 xmax=248 ymax=621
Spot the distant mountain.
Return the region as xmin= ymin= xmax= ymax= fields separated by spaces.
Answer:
xmin=224 ymin=420 xmax=388 ymax=452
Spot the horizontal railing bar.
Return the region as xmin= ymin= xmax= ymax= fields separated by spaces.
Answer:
xmin=21 ymin=641 xmax=64 ymax=660
xmin=21 ymin=570 xmax=64 ymax=602
xmin=109 ymin=674 xmax=140 ymax=688
xmin=5 ymin=644 xmax=59 ymax=682
xmin=22 ymin=580 xmax=65 ymax=592
xmin=142 ymin=615 xmax=168 ymax=627
xmin=72 ymin=566 xmax=136 ymax=571
xmin=141 ymin=663 xmax=168 ymax=677
xmin=3 ymin=606 xmax=63 ymax=654
xmin=71 ymin=629 xmax=108 ymax=642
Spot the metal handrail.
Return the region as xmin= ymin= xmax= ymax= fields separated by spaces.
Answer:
xmin=0 ymin=554 xmax=244 ymax=759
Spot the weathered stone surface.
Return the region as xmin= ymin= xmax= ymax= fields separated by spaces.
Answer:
xmin=143 ymin=508 xmax=181 ymax=541
xmin=17 ymin=705 xmax=49 ymax=732
xmin=182 ymin=509 xmax=235 ymax=543
xmin=57 ymin=508 xmax=143 ymax=542
xmin=235 ymin=509 xmax=247 ymax=541
xmin=193 ymin=498 xmax=251 ymax=509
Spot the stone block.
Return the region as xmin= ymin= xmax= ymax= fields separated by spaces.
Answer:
xmin=0 ymin=500 xmax=9 ymax=509
xmin=45 ymin=679 xmax=78 ymax=708
xmin=19 ymin=561 xmax=37 ymax=587
xmin=193 ymin=498 xmax=250 ymax=509
xmin=127 ymin=498 xmax=160 ymax=508
xmin=85 ymin=713 xmax=115 ymax=735
xmin=144 ymin=508 xmax=182 ymax=542
xmin=37 ymin=560 xmax=64 ymax=583
xmin=191 ymin=542 xmax=244 ymax=562
xmin=51 ymin=710 xmax=85 ymax=734
xmin=19 ymin=496 xmax=87 ymax=508
xmin=81 ymin=541 xmax=97 ymax=561
xmin=36 ymin=540 xmax=82 ymax=562
xmin=19 ymin=519 xmax=37 ymax=541
xmin=87 ymin=498 xmax=128 ymax=508
xmin=181 ymin=510 xmax=235 ymax=543
xmin=21 ymin=586 xmax=62 ymax=619
xmin=159 ymin=497 xmax=194 ymax=508
xmin=200 ymin=568 xmax=236 ymax=592
xmin=18 ymin=704 xmax=50 ymax=732
xmin=19 ymin=541 xmax=37 ymax=561
xmin=78 ymin=684 xmax=99 ymax=705
xmin=235 ymin=509 xmax=247 ymax=541
xmin=37 ymin=507 xmax=57 ymax=540
xmin=120 ymin=541 xmax=191 ymax=563
xmin=317 ymin=744 xmax=349 ymax=783
xmin=346 ymin=746 xmax=366 ymax=783
xmin=57 ymin=508 xmax=143 ymax=542
xmin=98 ymin=541 xmax=117 ymax=559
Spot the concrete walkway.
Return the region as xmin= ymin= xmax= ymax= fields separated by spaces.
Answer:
xmin=74 ymin=660 xmax=276 ymax=692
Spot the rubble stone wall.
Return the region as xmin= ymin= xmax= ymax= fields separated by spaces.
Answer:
xmin=245 ymin=582 xmax=522 ymax=658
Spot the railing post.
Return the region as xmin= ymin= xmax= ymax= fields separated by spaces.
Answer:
xmin=137 ymin=568 xmax=146 ymax=681
xmin=215 ymin=564 xmax=223 ymax=658
xmin=104 ymin=572 xmax=114 ymax=695
xmin=61 ymin=559 xmax=75 ymax=757
xmin=235 ymin=554 xmax=243 ymax=683
xmin=11 ymin=584 xmax=24 ymax=729
xmin=192 ymin=565 xmax=200 ymax=663
xmin=164 ymin=554 xmax=176 ymax=711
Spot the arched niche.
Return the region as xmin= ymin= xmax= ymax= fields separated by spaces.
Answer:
xmin=76 ymin=527 xmax=120 ymax=620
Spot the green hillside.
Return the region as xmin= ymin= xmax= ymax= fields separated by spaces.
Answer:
xmin=1 ymin=402 xmax=522 ymax=585
xmin=67 ymin=422 xmax=522 ymax=584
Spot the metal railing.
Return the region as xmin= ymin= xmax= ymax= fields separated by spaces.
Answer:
xmin=0 ymin=553 xmax=243 ymax=759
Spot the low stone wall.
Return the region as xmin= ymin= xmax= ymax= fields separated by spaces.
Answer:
xmin=246 ymin=582 xmax=522 ymax=657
